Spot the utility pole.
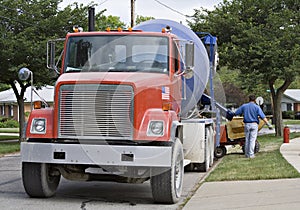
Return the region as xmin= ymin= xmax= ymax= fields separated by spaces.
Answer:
xmin=131 ymin=0 xmax=135 ymax=27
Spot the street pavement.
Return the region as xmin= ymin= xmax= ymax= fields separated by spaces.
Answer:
xmin=1 ymin=128 xmax=300 ymax=209
xmin=183 ymin=137 xmax=300 ymax=210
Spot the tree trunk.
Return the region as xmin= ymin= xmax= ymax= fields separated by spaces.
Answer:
xmin=269 ymin=79 xmax=292 ymax=137
xmin=273 ymin=93 xmax=283 ymax=137
xmin=11 ymin=81 xmax=29 ymax=142
xmin=18 ymin=99 xmax=26 ymax=142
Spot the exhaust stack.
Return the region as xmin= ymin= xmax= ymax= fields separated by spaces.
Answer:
xmin=88 ymin=7 xmax=95 ymax=32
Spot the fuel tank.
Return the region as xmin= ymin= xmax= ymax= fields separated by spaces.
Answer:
xmin=134 ymin=19 xmax=210 ymax=116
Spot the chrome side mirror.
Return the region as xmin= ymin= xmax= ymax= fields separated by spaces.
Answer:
xmin=18 ymin=67 xmax=32 ymax=81
xmin=185 ymin=42 xmax=194 ymax=70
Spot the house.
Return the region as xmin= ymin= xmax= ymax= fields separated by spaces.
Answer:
xmin=0 ymin=84 xmax=54 ymax=121
xmin=281 ymin=89 xmax=300 ymax=112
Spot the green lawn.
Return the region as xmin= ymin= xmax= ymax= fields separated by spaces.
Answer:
xmin=206 ymin=133 xmax=300 ymax=181
xmin=0 ymin=135 xmax=19 ymax=141
xmin=0 ymin=142 xmax=20 ymax=156
xmin=283 ymin=119 xmax=300 ymax=125
xmin=0 ymin=128 xmax=19 ymax=133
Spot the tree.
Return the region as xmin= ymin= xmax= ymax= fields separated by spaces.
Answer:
xmin=0 ymin=83 xmax=9 ymax=91
xmin=0 ymin=0 xmax=125 ymax=140
xmin=135 ymin=15 xmax=154 ymax=25
xmin=96 ymin=10 xmax=126 ymax=31
xmin=189 ymin=0 xmax=300 ymax=136
xmin=0 ymin=0 xmax=62 ymax=140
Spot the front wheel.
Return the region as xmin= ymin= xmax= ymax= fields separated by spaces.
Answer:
xmin=151 ymin=138 xmax=184 ymax=204
xmin=22 ymin=162 xmax=61 ymax=198
xmin=214 ymin=146 xmax=227 ymax=158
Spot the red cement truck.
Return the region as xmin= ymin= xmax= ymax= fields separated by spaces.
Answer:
xmin=19 ymin=18 xmax=221 ymax=204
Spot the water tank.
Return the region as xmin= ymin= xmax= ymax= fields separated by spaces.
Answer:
xmin=134 ymin=19 xmax=210 ymax=116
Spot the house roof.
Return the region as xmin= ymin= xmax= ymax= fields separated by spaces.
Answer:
xmin=0 ymin=84 xmax=54 ymax=103
xmin=284 ymin=89 xmax=300 ymax=102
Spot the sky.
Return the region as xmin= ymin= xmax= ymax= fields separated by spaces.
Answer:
xmin=60 ymin=0 xmax=223 ymax=26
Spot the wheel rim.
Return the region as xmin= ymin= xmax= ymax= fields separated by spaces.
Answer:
xmin=174 ymin=153 xmax=183 ymax=195
xmin=215 ymin=147 xmax=223 ymax=156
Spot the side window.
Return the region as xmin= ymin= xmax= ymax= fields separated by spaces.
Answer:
xmin=172 ymin=41 xmax=179 ymax=72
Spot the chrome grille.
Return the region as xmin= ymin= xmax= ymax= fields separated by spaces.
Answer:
xmin=58 ymin=84 xmax=134 ymax=139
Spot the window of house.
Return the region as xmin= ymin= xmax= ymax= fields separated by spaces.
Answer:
xmin=287 ymin=103 xmax=292 ymax=111
xmin=1 ymin=104 xmax=5 ymax=116
xmin=8 ymin=105 xmax=13 ymax=117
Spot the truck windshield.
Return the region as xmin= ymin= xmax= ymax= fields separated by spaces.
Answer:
xmin=64 ymin=35 xmax=169 ymax=74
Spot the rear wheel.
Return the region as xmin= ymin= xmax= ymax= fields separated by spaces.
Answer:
xmin=151 ymin=138 xmax=184 ymax=204
xmin=242 ymin=140 xmax=260 ymax=154
xmin=254 ymin=141 xmax=260 ymax=153
xmin=22 ymin=162 xmax=61 ymax=198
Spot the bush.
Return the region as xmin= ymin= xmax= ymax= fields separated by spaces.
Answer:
xmin=282 ymin=111 xmax=294 ymax=119
xmin=0 ymin=119 xmax=19 ymax=128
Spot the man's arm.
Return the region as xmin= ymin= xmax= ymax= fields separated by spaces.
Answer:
xmin=263 ymin=117 xmax=273 ymax=129
xmin=235 ymin=105 xmax=244 ymax=116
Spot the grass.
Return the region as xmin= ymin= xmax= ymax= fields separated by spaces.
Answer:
xmin=0 ymin=129 xmax=20 ymax=155
xmin=206 ymin=132 xmax=300 ymax=181
xmin=0 ymin=135 xmax=19 ymax=141
xmin=283 ymin=119 xmax=300 ymax=125
xmin=0 ymin=128 xmax=19 ymax=133
xmin=0 ymin=142 xmax=20 ymax=156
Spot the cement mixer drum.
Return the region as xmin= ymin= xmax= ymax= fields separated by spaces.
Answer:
xmin=134 ymin=19 xmax=210 ymax=116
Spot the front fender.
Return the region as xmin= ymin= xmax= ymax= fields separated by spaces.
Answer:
xmin=135 ymin=108 xmax=179 ymax=141
xmin=26 ymin=108 xmax=54 ymax=139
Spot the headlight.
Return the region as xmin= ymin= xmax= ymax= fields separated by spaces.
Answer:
xmin=31 ymin=118 xmax=46 ymax=134
xmin=147 ymin=121 xmax=164 ymax=136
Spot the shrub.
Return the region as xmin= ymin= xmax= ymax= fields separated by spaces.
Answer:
xmin=0 ymin=119 xmax=19 ymax=128
xmin=282 ymin=111 xmax=294 ymax=119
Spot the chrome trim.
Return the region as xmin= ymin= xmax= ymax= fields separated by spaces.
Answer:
xmin=21 ymin=142 xmax=172 ymax=167
xmin=58 ymin=84 xmax=134 ymax=140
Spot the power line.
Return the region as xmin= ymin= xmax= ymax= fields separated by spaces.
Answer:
xmin=0 ymin=4 xmax=34 ymax=16
xmin=99 ymin=0 xmax=110 ymax=6
xmin=152 ymin=0 xmax=192 ymax=18
xmin=0 ymin=4 xmax=39 ymax=27
xmin=0 ymin=15 xmax=35 ymax=27
xmin=0 ymin=4 xmax=75 ymax=33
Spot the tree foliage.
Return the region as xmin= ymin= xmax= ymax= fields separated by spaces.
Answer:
xmin=135 ymin=15 xmax=155 ymax=25
xmin=0 ymin=0 xmax=125 ymax=140
xmin=189 ymin=0 xmax=300 ymax=136
xmin=96 ymin=10 xmax=125 ymax=31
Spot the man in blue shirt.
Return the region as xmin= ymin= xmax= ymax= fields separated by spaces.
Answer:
xmin=235 ymin=94 xmax=272 ymax=158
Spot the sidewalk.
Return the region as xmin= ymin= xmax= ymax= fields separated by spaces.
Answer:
xmin=183 ymin=138 xmax=300 ymax=210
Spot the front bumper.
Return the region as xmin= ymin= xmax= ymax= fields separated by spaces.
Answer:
xmin=21 ymin=142 xmax=172 ymax=167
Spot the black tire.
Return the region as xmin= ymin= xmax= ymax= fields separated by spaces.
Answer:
xmin=254 ymin=141 xmax=260 ymax=153
xmin=22 ymin=162 xmax=61 ymax=198
xmin=184 ymin=163 xmax=203 ymax=172
xmin=151 ymin=138 xmax=184 ymax=204
xmin=214 ymin=146 xmax=227 ymax=158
